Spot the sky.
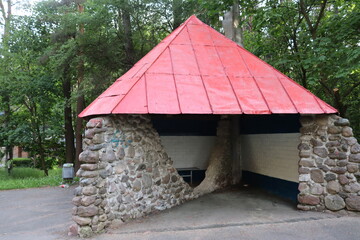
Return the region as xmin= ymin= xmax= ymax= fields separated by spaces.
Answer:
xmin=0 ymin=0 xmax=40 ymax=39
xmin=14 ymin=0 xmax=41 ymax=16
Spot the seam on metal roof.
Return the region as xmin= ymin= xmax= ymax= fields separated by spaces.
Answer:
xmin=109 ymin=22 xmax=190 ymax=114
xmin=185 ymin=25 xmax=214 ymax=113
xmin=144 ymin=72 xmax=149 ymax=113
xmin=313 ymin=95 xmax=327 ymax=113
xmin=208 ymin=27 xmax=243 ymax=113
xmin=272 ymin=68 xmax=299 ymax=113
xmin=234 ymin=44 xmax=337 ymax=113
xmin=168 ymin=47 xmax=182 ymax=113
xmin=236 ymin=47 xmax=271 ymax=113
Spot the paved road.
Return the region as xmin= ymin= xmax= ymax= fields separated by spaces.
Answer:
xmin=0 ymin=186 xmax=74 ymax=240
xmin=0 ymin=186 xmax=360 ymax=240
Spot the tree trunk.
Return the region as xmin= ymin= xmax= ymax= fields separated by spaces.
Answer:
xmin=0 ymin=0 xmax=11 ymax=43
xmin=62 ymin=71 xmax=75 ymax=164
xmin=333 ymin=88 xmax=347 ymax=117
xmin=38 ymin=133 xmax=48 ymax=176
xmin=75 ymin=2 xmax=86 ymax=172
xmin=121 ymin=1 xmax=135 ymax=67
xmin=222 ymin=0 xmax=244 ymax=47
xmin=231 ymin=116 xmax=241 ymax=185
xmin=194 ymin=118 xmax=232 ymax=196
xmin=1 ymin=0 xmax=12 ymax=164
xmin=172 ymin=0 xmax=182 ymax=30
xmin=75 ymin=94 xmax=85 ymax=172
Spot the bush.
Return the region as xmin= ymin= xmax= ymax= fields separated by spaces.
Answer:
xmin=34 ymin=157 xmax=59 ymax=170
xmin=12 ymin=157 xmax=59 ymax=170
xmin=12 ymin=158 xmax=33 ymax=168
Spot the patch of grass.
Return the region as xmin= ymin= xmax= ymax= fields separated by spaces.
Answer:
xmin=0 ymin=167 xmax=63 ymax=190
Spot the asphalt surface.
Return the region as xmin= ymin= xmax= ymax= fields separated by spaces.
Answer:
xmin=0 ymin=186 xmax=359 ymax=240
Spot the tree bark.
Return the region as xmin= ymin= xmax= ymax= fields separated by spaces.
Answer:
xmin=222 ymin=0 xmax=244 ymax=47
xmin=194 ymin=118 xmax=232 ymax=196
xmin=0 ymin=0 xmax=11 ymax=43
xmin=75 ymin=95 xmax=85 ymax=172
xmin=172 ymin=0 xmax=182 ymax=30
xmin=121 ymin=1 xmax=135 ymax=67
xmin=62 ymin=67 xmax=75 ymax=164
xmin=1 ymin=0 xmax=12 ymax=163
xmin=37 ymin=125 xmax=48 ymax=176
xmin=75 ymin=2 xmax=85 ymax=172
xmin=299 ymin=0 xmax=328 ymax=40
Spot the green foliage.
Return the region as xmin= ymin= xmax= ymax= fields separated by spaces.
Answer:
xmin=0 ymin=0 xmax=359 ymax=168
xmin=243 ymin=0 xmax=360 ymax=137
xmin=34 ymin=157 xmax=60 ymax=170
xmin=0 ymin=167 xmax=62 ymax=190
xmin=12 ymin=158 xmax=33 ymax=168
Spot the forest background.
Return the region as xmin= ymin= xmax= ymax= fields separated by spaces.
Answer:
xmin=0 ymin=0 xmax=359 ymax=175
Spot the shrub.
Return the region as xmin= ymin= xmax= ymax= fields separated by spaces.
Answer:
xmin=12 ymin=158 xmax=33 ymax=168
xmin=31 ymin=157 xmax=59 ymax=170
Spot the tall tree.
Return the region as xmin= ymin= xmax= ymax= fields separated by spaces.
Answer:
xmin=3 ymin=15 xmax=65 ymax=175
xmin=34 ymin=0 xmax=78 ymax=165
xmin=172 ymin=0 xmax=182 ymax=29
xmin=222 ymin=0 xmax=244 ymax=47
xmin=120 ymin=0 xmax=135 ymax=67
xmin=0 ymin=0 xmax=13 ymax=162
xmin=244 ymin=0 xmax=360 ymax=136
xmin=74 ymin=0 xmax=86 ymax=171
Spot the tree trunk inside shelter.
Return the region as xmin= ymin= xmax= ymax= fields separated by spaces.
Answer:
xmin=194 ymin=118 xmax=233 ymax=196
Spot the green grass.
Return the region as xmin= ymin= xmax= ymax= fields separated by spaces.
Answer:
xmin=0 ymin=167 xmax=63 ymax=190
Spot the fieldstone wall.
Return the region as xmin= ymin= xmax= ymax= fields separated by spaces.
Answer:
xmin=298 ymin=114 xmax=360 ymax=212
xmin=71 ymin=115 xmax=194 ymax=237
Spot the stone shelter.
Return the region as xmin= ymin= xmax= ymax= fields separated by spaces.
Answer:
xmin=71 ymin=15 xmax=360 ymax=237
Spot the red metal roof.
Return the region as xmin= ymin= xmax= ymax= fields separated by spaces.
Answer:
xmin=79 ymin=15 xmax=337 ymax=117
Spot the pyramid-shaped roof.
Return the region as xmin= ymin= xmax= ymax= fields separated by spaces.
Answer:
xmin=79 ymin=15 xmax=337 ymax=118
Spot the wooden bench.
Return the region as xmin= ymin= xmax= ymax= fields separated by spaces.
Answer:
xmin=176 ymin=167 xmax=200 ymax=185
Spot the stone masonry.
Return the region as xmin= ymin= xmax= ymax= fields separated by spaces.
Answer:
xmin=71 ymin=115 xmax=195 ymax=237
xmin=298 ymin=114 xmax=360 ymax=212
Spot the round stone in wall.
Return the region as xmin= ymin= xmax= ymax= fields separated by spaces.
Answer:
xmin=313 ymin=147 xmax=328 ymax=158
xmin=334 ymin=118 xmax=350 ymax=126
xmin=326 ymin=181 xmax=340 ymax=194
xmin=342 ymin=127 xmax=353 ymax=137
xmin=310 ymin=169 xmax=324 ymax=183
xmin=350 ymin=144 xmax=360 ymax=154
xmin=324 ymin=195 xmax=345 ymax=211
xmin=310 ymin=183 xmax=323 ymax=195
xmin=345 ymin=196 xmax=360 ymax=211
xmin=298 ymin=195 xmax=320 ymax=206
